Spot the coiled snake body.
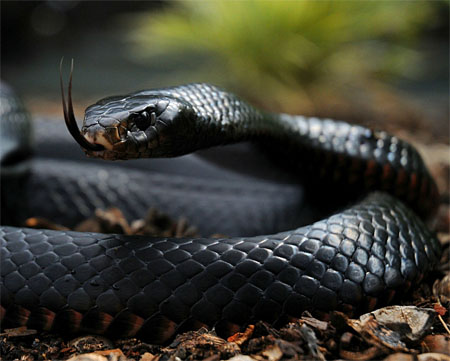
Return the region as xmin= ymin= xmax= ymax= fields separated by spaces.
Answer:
xmin=0 ymin=78 xmax=441 ymax=343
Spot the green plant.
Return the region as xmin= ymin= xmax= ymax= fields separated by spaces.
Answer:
xmin=126 ymin=1 xmax=437 ymax=112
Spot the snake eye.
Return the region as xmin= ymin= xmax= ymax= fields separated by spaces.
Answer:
xmin=131 ymin=110 xmax=156 ymax=131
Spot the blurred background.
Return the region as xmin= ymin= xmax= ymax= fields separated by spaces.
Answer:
xmin=2 ymin=0 xmax=449 ymax=143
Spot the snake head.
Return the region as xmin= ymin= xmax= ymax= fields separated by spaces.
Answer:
xmin=81 ymin=93 xmax=197 ymax=159
xmin=60 ymin=59 xmax=198 ymax=160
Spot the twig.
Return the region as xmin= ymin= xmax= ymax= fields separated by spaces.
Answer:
xmin=438 ymin=313 xmax=450 ymax=335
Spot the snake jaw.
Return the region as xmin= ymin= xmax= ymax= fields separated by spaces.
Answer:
xmin=83 ymin=130 xmax=115 ymax=151
xmin=81 ymin=117 xmax=125 ymax=152
xmin=80 ymin=99 xmax=176 ymax=159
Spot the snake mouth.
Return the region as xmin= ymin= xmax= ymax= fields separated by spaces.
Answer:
xmin=59 ymin=58 xmax=105 ymax=152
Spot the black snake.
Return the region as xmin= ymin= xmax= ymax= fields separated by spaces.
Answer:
xmin=0 ymin=65 xmax=441 ymax=344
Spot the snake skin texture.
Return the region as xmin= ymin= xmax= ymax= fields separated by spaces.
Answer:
xmin=1 ymin=118 xmax=312 ymax=236
xmin=2 ymin=158 xmax=306 ymax=236
xmin=0 ymin=194 xmax=441 ymax=343
xmin=1 ymin=82 xmax=441 ymax=343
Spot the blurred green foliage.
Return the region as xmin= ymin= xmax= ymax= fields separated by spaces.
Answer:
xmin=127 ymin=1 xmax=438 ymax=112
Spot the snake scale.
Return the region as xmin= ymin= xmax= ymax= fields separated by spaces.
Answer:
xmin=0 ymin=70 xmax=441 ymax=343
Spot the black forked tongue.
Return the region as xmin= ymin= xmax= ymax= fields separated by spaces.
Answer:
xmin=59 ymin=58 xmax=104 ymax=151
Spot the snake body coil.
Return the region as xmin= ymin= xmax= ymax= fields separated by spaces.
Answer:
xmin=0 ymin=81 xmax=441 ymax=343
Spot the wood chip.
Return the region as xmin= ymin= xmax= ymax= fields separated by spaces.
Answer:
xmin=301 ymin=316 xmax=329 ymax=331
xmin=227 ymin=325 xmax=255 ymax=346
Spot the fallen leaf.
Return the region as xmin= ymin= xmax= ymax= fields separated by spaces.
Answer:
xmin=165 ymin=329 xmax=240 ymax=360
xmin=225 ymin=356 xmax=257 ymax=361
xmin=357 ymin=306 xmax=436 ymax=342
xmin=340 ymin=345 xmax=384 ymax=361
xmin=301 ymin=317 xmax=328 ymax=331
xmin=260 ymin=344 xmax=283 ymax=361
xmin=67 ymin=349 xmax=126 ymax=361
xmin=69 ymin=335 xmax=115 ymax=354
xmin=299 ymin=324 xmax=326 ymax=361
xmin=139 ymin=352 xmax=158 ymax=361
xmin=95 ymin=349 xmax=125 ymax=357
xmin=417 ymin=353 xmax=450 ymax=361
xmin=227 ymin=325 xmax=255 ymax=346
xmin=422 ymin=335 xmax=450 ymax=355
xmin=433 ymin=304 xmax=447 ymax=317
xmin=433 ymin=274 xmax=450 ymax=301
xmin=67 ymin=354 xmax=108 ymax=361
xmin=383 ymin=353 xmax=415 ymax=361
xmin=0 ymin=326 xmax=37 ymax=337
xmin=347 ymin=314 xmax=410 ymax=352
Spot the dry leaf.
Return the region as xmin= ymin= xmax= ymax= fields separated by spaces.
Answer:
xmin=0 ymin=326 xmax=37 ymax=337
xmin=422 ymin=335 xmax=450 ymax=355
xmin=356 ymin=306 xmax=435 ymax=342
xmin=227 ymin=325 xmax=255 ymax=346
xmin=417 ymin=353 xmax=450 ymax=361
xmin=259 ymin=344 xmax=283 ymax=361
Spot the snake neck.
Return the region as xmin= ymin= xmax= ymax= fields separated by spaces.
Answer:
xmin=179 ymin=84 xmax=438 ymax=217
xmin=116 ymin=83 xmax=438 ymax=218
